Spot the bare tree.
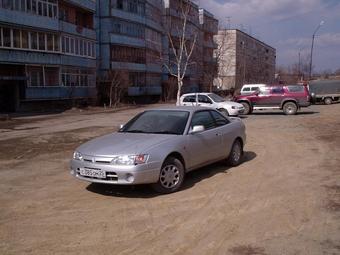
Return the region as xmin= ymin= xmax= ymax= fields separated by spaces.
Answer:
xmin=98 ymin=70 xmax=129 ymax=108
xmin=162 ymin=0 xmax=198 ymax=104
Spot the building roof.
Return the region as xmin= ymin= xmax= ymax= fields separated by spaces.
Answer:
xmin=218 ymin=29 xmax=276 ymax=51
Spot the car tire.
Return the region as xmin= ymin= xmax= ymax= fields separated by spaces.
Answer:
xmin=218 ymin=108 xmax=229 ymax=116
xmin=283 ymin=102 xmax=298 ymax=115
xmin=324 ymin=97 xmax=332 ymax=105
xmin=240 ymin=102 xmax=251 ymax=115
xmin=226 ymin=139 xmax=243 ymax=166
xmin=151 ymin=157 xmax=185 ymax=194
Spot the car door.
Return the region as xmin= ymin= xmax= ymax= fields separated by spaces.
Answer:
xmin=186 ymin=110 xmax=222 ymax=168
xmin=270 ymin=87 xmax=285 ymax=105
xmin=197 ymin=95 xmax=213 ymax=107
xmin=181 ymin=95 xmax=196 ymax=106
xmin=255 ymin=87 xmax=272 ymax=106
xmin=209 ymin=110 xmax=234 ymax=158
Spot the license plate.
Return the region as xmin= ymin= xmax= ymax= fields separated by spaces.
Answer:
xmin=80 ymin=168 xmax=106 ymax=178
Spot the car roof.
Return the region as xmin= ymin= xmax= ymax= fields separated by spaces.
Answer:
xmin=180 ymin=92 xmax=212 ymax=97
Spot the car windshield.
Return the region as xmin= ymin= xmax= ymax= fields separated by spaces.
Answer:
xmin=120 ymin=110 xmax=189 ymax=135
xmin=208 ymin=93 xmax=225 ymax=103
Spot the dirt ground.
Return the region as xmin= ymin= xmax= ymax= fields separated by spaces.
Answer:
xmin=0 ymin=104 xmax=339 ymax=255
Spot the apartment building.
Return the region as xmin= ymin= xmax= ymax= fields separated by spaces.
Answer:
xmin=214 ymin=29 xmax=276 ymax=91
xmin=199 ymin=8 xmax=218 ymax=92
xmin=97 ymin=0 xmax=164 ymax=98
xmin=0 ymin=0 xmax=97 ymax=112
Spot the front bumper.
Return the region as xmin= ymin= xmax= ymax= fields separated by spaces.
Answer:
xmin=229 ymin=107 xmax=245 ymax=116
xmin=70 ymin=159 xmax=161 ymax=185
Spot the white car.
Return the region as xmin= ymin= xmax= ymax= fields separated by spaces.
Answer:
xmin=240 ymin=84 xmax=266 ymax=95
xmin=179 ymin=93 xmax=244 ymax=116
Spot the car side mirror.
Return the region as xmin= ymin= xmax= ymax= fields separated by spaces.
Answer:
xmin=119 ymin=124 xmax=124 ymax=129
xmin=189 ymin=125 xmax=205 ymax=134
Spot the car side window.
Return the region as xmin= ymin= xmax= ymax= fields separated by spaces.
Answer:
xmin=210 ymin=110 xmax=230 ymax=126
xmin=259 ymin=87 xmax=270 ymax=95
xmin=287 ymin=85 xmax=304 ymax=93
xmin=190 ymin=111 xmax=216 ymax=130
xmin=271 ymin=87 xmax=284 ymax=94
xmin=243 ymin=87 xmax=250 ymax=92
xmin=251 ymin=87 xmax=259 ymax=91
xmin=198 ymin=95 xmax=212 ymax=104
xmin=183 ymin=95 xmax=196 ymax=103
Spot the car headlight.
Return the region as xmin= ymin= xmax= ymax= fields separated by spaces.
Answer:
xmin=111 ymin=154 xmax=149 ymax=165
xmin=73 ymin=151 xmax=83 ymax=161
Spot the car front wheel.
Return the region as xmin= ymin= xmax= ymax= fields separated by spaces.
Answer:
xmin=283 ymin=102 xmax=298 ymax=115
xmin=226 ymin=140 xmax=243 ymax=166
xmin=240 ymin=102 xmax=251 ymax=115
xmin=324 ymin=97 xmax=332 ymax=105
xmin=152 ymin=157 xmax=185 ymax=194
xmin=218 ymin=108 xmax=229 ymax=116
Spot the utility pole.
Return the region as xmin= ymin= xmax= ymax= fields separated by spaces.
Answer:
xmin=309 ymin=21 xmax=324 ymax=80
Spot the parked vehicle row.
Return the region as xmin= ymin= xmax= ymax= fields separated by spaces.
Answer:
xmin=71 ymin=81 xmax=335 ymax=194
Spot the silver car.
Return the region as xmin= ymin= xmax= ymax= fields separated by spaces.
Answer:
xmin=70 ymin=106 xmax=246 ymax=193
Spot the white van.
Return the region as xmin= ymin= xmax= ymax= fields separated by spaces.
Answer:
xmin=240 ymin=84 xmax=266 ymax=95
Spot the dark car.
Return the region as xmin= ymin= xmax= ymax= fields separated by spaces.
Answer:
xmin=234 ymin=85 xmax=311 ymax=115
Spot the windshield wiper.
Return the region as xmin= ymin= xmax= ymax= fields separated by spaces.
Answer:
xmin=152 ymin=131 xmax=179 ymax=135
xmin=123 ymin=130 xmax=146 ymax=133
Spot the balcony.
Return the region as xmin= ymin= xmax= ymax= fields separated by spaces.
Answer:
xmin=110 ymin=34 xmax=145 ymax=48
xmin=0 ymin=8 xmax=58 ymax=31
xmin=59 ymin=21 xmax=96 ymax=40
xmin=111 ymin=62 xmax=146 ymax=72
xmin=25 ymin=86 xmax=96 ymax=99
xmin=128 ymin=86 xmax=162 ymax=96
xmin=67 ymin=0 xmax=96 ymax=12
xmin=0 ymin=49 xmax=61 ymax=65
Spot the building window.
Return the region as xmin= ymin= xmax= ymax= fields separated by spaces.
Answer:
xmin=28 ymin=66 xmax=44 ymax=87
xmin=44 ymin=66 xmax=59 ymax=86
xmin=116 ymin=0 xmax=123 ymax=9
xmin=30 ymin=32 xmax=38 ymax=49
xmin=59 ymin=3 xmax=93 ymax=29
xmin=13 ymin=29 xmax=20 ymax=48
xmin=3 ymin=27 xmax=11 ymax=47
xmin=111 ymin=45 xmax=145 ymax=64
xmin=129 ymin=72 xmax=146 ymax=87
xmin=22 ymin=30 xmax=29 ymax=48
xmin=0 ymin=26 xmax=60 ymax=53
xmin=47 ymin=34 xmax=53 ymax=51
xmin=61 ymin=67 xmax=95 ymax=87
xmin=38 ymin=33 xmax=46 ymax=51
xmin=61 ymin=35 xmax=95 ymax=59
xmin=0 ymin=0 xmax=58 ymax=19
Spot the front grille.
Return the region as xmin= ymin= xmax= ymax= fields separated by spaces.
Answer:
xmin=82 ymin=156 xmax=112 ymax=165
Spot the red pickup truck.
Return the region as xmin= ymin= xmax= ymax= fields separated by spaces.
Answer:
xmin=234 ymin=85 xmax=311 ymax=115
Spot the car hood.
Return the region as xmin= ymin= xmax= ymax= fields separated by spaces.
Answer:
xmin=77 ymin=132 xmax=175 ymax=156
xmin=217 ymin=101 xmax=243 ymax=108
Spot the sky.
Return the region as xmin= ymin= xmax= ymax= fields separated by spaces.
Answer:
xmin=197 ymin=0 xmax=340 ymax=72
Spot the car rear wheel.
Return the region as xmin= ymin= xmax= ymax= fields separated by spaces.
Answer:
xmin=226 ymin=140 xmax=243 ymax=166
xmin=324 ymin=97 xmax=332 ymax=105
xmin=240 ymin=102 xmax=251 ymax=115
xmin=283 ymin=102 xmax=297 ymax=115
xmin=152 ymin=157 xmax=185 ymax=194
